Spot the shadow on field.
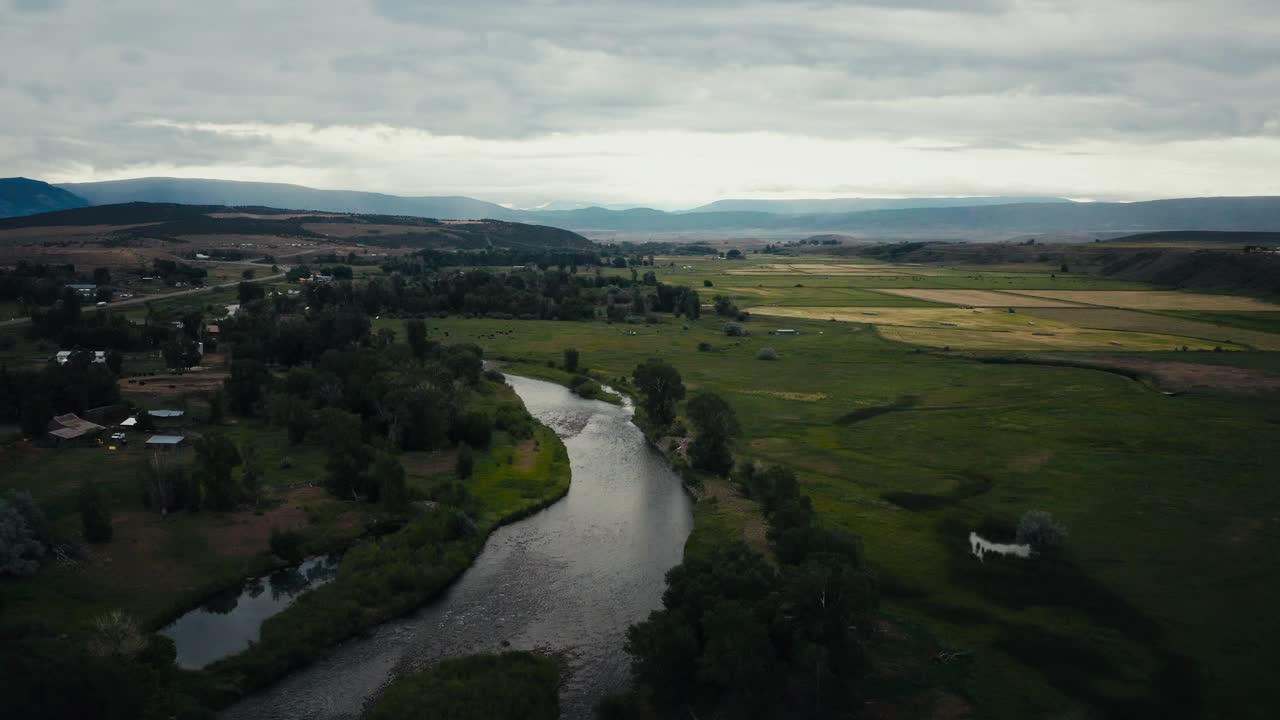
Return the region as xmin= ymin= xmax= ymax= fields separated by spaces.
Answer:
xmin=933 ymin=516 xmax=1203 ymax=718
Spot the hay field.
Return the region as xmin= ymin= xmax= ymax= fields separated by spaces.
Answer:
xmin=1005 ymin=290 xmax=1280 ymax=311
xmin=870 ymin=288 xmax=1086 ymax=307
xmin=753 ymin=306 xmax=1249 ymax=351
xmin=1025 ymin=308 xmax=1280 ymax=351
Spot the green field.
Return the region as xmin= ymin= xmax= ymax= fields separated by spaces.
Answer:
xmin=392 ymin=314 xmax=1280 ymax=719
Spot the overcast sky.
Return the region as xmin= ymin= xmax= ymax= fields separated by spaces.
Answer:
xmin=2 ymin=0 xmax=1279 ymax=208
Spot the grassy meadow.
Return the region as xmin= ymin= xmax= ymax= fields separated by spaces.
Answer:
xmin=392 ymin=252 xmax=1280 ymax=719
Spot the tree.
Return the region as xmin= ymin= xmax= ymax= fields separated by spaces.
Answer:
xmin=195 ymin=434 xmax=242 ymax=511
xmin=238 ymin=280 xmax=265 ymax=303
xmin=0 ymin=497 xmax=45 ymax=576
xmin=224 ymin=359 xmax=271 ymax=414
xmin=374 ymin=452 xmax=410 ymax=512
xmin=685 ymin=392 xmax=740 ymax=476
xmin=267 ymin=392 xmax=313 ymax=444
xmin=79 ymin=480 xmax=113 ymax=543
xmin=240 ymin=437 xmax=264 ymax=508
xmin=632 ymin=359 xmax=685 ymax=428
xmin=315 ymin=408 xmax=372 ymax=499
xmin=405 ymin=318 xmax=429 ymax=359
xmin=1017 ymin=510 xmax=1068 ymax=553
xmin=455 ymin=443 xmax=475 ymax=479
xmin=563 ymin=347 xmax=580 ymax=373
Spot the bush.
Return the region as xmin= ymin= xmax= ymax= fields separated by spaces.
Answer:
xmin=456 ymin=443 xmax=475 ymax=479
xmin=279 ymin=455 xmax=294 ymax=469
xmin=269 ymin=526 xmax=305 ymax=563
xmin=1017 ymin=510 xmax=1069 ymax=552
xmin=697 ymin=342 xmax=714 ymax=352
xmin=723 ymin=321 xmax=744 ymax=337
xmin=563 ymin=347 xmax=580 ymax=373
xmin=756 ymin=347 xmax=779 ymax=361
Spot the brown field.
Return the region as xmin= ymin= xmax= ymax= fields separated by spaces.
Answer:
xmin=1047 ymin=355 xmax=1280 ymax=393
xmin=1024 ymin=308 xmax=1280 ymax=351
xmin=1005 ymin=290 xmax=1280 ymax=311
xmin=871 ymin=288 xmax=1085 ymax=307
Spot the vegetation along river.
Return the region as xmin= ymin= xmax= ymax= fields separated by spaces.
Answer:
xmin=223 ymin=374 xmax=694 ymax=719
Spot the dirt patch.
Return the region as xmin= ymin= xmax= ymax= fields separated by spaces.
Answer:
xmin=1008 ymin=449 xmax=1053 ymax=473
xmin=701 ymin=476 xmax=771 ymax=559
xmin=513 ymin=439 xmax=540 ymax=471
xmin=200 ymin=486 xmax=325 ymax=557
xmin=739 ymin=389 xmax=829 ymax=402
xmin=872 ymin=288 xmax=1084 ymax=307
xmin=1070 ymin=355 xmax=1280 ymax=392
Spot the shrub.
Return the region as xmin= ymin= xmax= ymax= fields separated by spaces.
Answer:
xmin=563 ymin=347 xmax=580 ymax=373
xmin=269 ymin=526 xmax=305 ymax=563
xmin=456 ymin=443 xmax=475 ymax=479
xmin=756 ymin=347 xmax=779 ymax=361
xmin=723 ymin=321 xmax=744 ymax=337
xmin=279 ymin=455 xmax=294 ymax=469
xmin=1017 ymin=510 xmax=1069 ymax=552
xmin=697 ymin=342 xmax=714 ymax=352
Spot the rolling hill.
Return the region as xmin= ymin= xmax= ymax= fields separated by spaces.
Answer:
xmin=685 ymin=196 xmax=1071 ymax=214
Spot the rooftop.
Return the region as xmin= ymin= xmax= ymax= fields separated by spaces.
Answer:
xmin=145 ymin=435 xmax=186 ymax=446
xmin=147 ymin=409 xmax=185 ymax=418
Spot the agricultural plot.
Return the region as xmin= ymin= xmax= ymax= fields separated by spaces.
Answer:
xmin=1005 ymin=290 xmax=1280 ymax=311
xmin=1025 ymin=308 xmax=1280 ymax=351
xmin=865 ymin=288 xmax=1086 ymax=307
xmin=751 ymin=306 xmax=1249 ymax=351
xmin=720 ymin=286 xmax=940 ymax=307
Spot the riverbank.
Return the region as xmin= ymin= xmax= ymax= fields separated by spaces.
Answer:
xmin=204 ymin=416 xmax=571 ymax=703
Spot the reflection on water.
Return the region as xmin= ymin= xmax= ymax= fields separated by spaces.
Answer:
xmin=161 ymin=555 xmax=339 ymax=669
xmin=223 ymin=375 xmax=694 ymax=720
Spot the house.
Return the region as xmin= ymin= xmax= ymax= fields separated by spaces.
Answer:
xmin=65 ymin=283 xmax=97 ymax=299
xmin=771 ymin=329 xmax=799 ymax=335
xmin=53 ymin=350 xmax=72 ymax=365
xmin=46 ymin=413 xmax=105 ymax=446
xmin=147 ymin=409 xmax=185 ymax=420
xmin=93 ymin=351 xmax=107 ymax=364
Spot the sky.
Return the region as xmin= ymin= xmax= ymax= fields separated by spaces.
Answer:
xmin=2 ymin=0 xmax=1279 ymax=209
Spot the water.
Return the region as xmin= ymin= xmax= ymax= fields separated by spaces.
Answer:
xmin=222 ymin=375 xmax=694 ymax=719
xmin=161 ymin=555 xmax=340 ymax=669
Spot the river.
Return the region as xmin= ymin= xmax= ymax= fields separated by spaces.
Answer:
xmin=223 ymin=374 xmax=694 ymax=719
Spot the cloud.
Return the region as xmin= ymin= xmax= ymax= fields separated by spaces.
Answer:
xmin=1 ymin=0 xmax=1278 ymax=203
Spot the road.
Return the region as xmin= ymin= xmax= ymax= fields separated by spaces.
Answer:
xmin=0 ymin=269 xmax=288 ymax=328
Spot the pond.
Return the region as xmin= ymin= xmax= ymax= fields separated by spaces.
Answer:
xmin=161 ymin=555 xmax=340 ymax=669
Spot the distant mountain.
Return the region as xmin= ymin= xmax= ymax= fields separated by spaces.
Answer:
xmin=0 ymin=177 xmax=90 ymax=218
xmin=685 ymin=196 xmax=1072 ymax=214
xmin=36 ymin=177 xmax=1280 ymax=237
xmin=60 ymin=177 xmax=521 ymax=221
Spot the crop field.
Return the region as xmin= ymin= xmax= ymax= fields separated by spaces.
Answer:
xmin=868 ymin=288 xmax=1087 ymax=307
xmin=1024 ymin=308 xmax=1280 ymax=351
xmin=751 ymin=306 xmax=1250 ymax=351
xmin=387 ymin=313 xmax=1280 ymax=720
xmin=1004 ymin=290 xmax=1280 ymax=311
xmin=717 ymin=286 xmax=941 ymax=307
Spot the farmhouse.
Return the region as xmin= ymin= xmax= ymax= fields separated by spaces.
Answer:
xmin=65 ymin=283 xmax=97 ymax=299
xmin=771 ymin=329 xmax=800 ymax=335
xmin=46 ymin=413 xmax=105 ymax=446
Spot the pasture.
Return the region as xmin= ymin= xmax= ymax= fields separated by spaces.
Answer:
xmin=1004 ymin=290 xmax=1280 ymax=311
xmin=394 ymin=303 xmax=1280 ymax=719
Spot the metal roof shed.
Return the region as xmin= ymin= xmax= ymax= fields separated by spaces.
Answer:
xmin=145 ymin=435 xmax=187 ymax=446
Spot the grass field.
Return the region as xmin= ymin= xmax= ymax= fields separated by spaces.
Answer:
xmin=395 ymin=314 xmax=1280 ymax=720
xmin=1005 ymin=290 xmax=1280 ymax=311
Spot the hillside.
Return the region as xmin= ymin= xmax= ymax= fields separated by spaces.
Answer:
xmin=1106 ymin=230 xmax=1280 ymax=245
xmin=0 ymin=202 xmax=593 ymax=253
xmin=60 ymin=177 xmax=521 ymax=222
xmin=0 ymin=177 xmax=90 ymax=218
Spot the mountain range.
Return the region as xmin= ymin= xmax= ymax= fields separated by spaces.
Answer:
xmin=2 ymin=176 xmax=1278 ymax=238
xmin=0 ymin=177 xmax=91 ymax=218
